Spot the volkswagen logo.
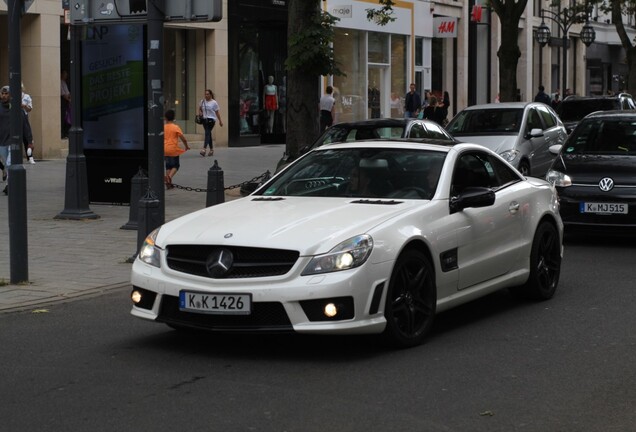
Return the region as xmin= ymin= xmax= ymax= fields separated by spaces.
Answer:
xmin=598 ymin=177 xmax=614 ymax=192
xmin=205 ymin=248 xmax=234 ymax=278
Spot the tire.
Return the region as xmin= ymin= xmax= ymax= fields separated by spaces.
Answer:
xmin=514 ymin=222 xmax=561 ymax=300
xmin=382 ymin=249 xmax=436 ymax=348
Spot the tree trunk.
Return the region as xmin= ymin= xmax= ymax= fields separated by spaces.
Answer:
xmin=491 ymin=0 xmax=527 ymax=103
xmin=286 ymin=0 xmax=321 ymax=159
xmin=612 ymin=0 xmax=636 ymax=95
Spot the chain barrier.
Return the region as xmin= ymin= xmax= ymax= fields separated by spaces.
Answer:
xmin=171 ymin=170 xmax=271 ymax=193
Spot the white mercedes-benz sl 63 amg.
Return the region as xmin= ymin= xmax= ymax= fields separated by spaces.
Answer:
xmin=131 ymin=141 xmax=563 ymax=348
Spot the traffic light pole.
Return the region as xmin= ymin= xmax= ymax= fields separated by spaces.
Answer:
xmin=144 ymin=0 xmax=166 ymax=233
xmin=7 ymin=0 xmax=28 ymax=284
xmin=56 ymin=23 xmax=99 ymax=221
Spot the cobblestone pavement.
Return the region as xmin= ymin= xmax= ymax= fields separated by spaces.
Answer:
xmin=0 ymin=143 xmax=285 ymax=312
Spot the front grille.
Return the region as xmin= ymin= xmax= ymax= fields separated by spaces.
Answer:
xmin=166 ymin=245 xmax=299 ymax=279
xmin=157 ymin=295 xmax=293 ymax=332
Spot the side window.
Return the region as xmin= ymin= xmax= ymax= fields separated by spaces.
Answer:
xmin=537 ymin=105 xmax=556 ymax=128
xmin=451 ymin=152 xmax=494 ymax=195
xmin=424 ymin=122 xmax=451 ymax=140
xmin=408 ymin=123 xmax=425 ymax=138
xmin=526 ymin=108 xmax=543 ymax=131
xmin=487 ymin=155 xmax=523 ymax=188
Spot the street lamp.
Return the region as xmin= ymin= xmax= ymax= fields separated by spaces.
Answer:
xmin=535 ymin=3 xmax=596 ymax=97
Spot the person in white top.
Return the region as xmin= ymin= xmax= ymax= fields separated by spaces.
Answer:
xmin=197 ymin=89 xmax=223 ymax=156
xmin=319 ymin=86 xmax=336 ymax=132
xmin=21 ymin=84 xmax=35 ymax=164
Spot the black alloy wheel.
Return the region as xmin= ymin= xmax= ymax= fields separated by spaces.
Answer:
xmin=514 ymin=222 xmax=561 ymax=300
xmin=383 ymin=249 xmax=436 ymax=348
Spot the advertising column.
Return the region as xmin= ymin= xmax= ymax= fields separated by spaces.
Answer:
xmin=81 ymin=23 xmax=147 ymax=204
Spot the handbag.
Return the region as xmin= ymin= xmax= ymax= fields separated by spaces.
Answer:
xmin=195 ymin=114 xmax=204 ymax=124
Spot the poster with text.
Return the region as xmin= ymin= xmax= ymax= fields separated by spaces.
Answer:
xmin=81 ymin=24 xmax=145 ymax=151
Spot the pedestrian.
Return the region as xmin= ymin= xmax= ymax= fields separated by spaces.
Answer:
xmin=404 ymin=83 xmax=422 ymax=118
xmin=319 ymin=85 xmax=336 ymax=131
xmin=422 ymin=96 xmax=438 ymax=122
xmin=21 ymin=83 xmax=35 ymax=164
xmin=163 ymin=109 xmax=189 ymax=189
xmin=60 ymin=70 xmax=71 ymax=139
xmin=439 ymin=90 xmax=451 ymax=126
xmin=534 ymin=85 xmax=551 ymax=105
xmin=197 ymin=89 xmax=223 ymax=157
xmin=551 ymin=92 xmax=561 ymax=111
xmin=1 ymin=85 xmax=33 ymax=195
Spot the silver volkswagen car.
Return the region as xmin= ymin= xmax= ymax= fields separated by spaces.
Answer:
xmin=446 ymin=102 xmax=567 ymax=177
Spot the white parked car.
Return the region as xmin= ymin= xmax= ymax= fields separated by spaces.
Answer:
xmin=446 ymin=102 xmax=567 ymax=177
xmin=131 ymin=141 xmax=564 ymax=348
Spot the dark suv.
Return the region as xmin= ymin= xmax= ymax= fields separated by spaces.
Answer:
xmin=556 ymin=93 xmax=636 ymax=133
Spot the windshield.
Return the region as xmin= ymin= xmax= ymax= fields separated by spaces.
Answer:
xmin=558 ymin=99 xmax=618 ymax=122
xmin=447 ymin=108 xmax=523 ymax=135
xmin=314 ymin=125 xmax=405 ymax=147
xmin=258 ymin=147 xmax=447 ymax=200
xmin=566 ymin=118 xmax=636 ymax=155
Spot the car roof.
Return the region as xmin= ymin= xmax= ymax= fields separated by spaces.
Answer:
xmin=581 ymin=110 xmax=636 ymax=120
xmin=331 ymin=118 xmax=422 ymax=128
xmin=458 ymin=102 xmax=538 ymax=110
xmin=562 ymin=93 xmax=632 ymax=102
xmin=312 ymin=139 xmax=482 ymax=154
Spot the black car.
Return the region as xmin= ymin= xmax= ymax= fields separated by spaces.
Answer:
xmin=546 ymin=111 xmax=636 ymax=231
xmin=273 ymin=118 xmax=457 ymax=173
xmin=556 ymin=93 xmax=636 ymax=134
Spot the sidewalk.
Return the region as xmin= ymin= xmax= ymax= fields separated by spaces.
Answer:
xmin=0 ymin=143 xmax=285 ymax=313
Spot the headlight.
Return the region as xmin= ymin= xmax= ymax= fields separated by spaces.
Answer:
xmin=138 ymin=228 xmax=162 ymax=268
xmin=545 ymin=170 xmax=572 ymax=187
xmin=499 ymin=149 xmax=520 ymax=163
xmin=301 ymin=235 xmax=373 ymax=275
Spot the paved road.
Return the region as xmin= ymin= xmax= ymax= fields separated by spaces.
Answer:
xmin=0 ymin=144 xmax=285 ymax=311
xmin=0 ymin=234 xmax=635 ymax=431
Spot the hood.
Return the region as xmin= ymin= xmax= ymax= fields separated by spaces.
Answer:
xmin=455 ymin=135 xmax=518 ymax=154
xmin=559 ymin=153 xmax=636 ymax=185
xmin=156 ymin=197 xmax=421 ymax=256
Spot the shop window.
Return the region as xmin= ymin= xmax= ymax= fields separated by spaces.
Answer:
xmin=368 ymin=32 xmax=389 ymax=64
xmin=333 ymin=29 xmax=366 ymax=123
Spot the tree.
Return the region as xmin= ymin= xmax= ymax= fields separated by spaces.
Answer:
xmin=285 ymin=0 xmax=395 ymax=159
xmin=489 ymin=0 xmax=529 ymax=102
xmin=604 ymin=0 xmax=636 ymax=94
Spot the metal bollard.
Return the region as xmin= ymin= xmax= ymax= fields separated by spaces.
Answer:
xmin=206 ymin=159 xmax=225 ymax=207
xmin=121 ymin=167 xmax=148 ymax=230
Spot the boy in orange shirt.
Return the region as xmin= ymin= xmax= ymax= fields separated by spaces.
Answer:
xmin=164 ymin=109 xmax=189 ymax=189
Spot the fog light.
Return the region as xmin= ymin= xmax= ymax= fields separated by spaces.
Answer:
xmin=131 ymin=290 xmax=142 ymax=304
xmin=324 ymin=303 xmax=338 ymax=318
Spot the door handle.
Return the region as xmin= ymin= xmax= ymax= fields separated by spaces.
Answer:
xmin=509 ymin=202 xmax=520 ymax=214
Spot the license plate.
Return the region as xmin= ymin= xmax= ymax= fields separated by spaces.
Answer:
xmin=179 ymin=291 xmax=251 ymax=315
xmin=580 ymin=202 xmax=628 ymax=214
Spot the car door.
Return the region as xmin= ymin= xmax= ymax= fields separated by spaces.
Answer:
xmin=522 ymin=106 xmax=552 ymax=176
xmin=448 ymin=151 xmax=527 ymax=290
xmin=534 ymin=104 xmax=565 ymax=174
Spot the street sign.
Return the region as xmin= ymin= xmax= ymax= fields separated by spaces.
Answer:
xmin=68 ymin=0 xmax=222 ymax=24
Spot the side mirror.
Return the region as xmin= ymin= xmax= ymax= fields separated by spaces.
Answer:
xmin=549 ymin=144 xmax=563 ymax=155
xmin=450 ymin=187 xmax=496 ymax=213
xmin=527 ymin=128 xmax=544 ymax=139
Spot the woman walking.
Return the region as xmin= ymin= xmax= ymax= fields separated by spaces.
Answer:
xmin=197 ymin=89 xmax=223 ymax=156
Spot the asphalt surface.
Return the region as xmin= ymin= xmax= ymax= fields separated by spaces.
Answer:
xmin=0 ymin=142 xmax=285 ymax=312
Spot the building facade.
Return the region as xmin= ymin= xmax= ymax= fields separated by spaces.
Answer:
xmin=1 ymin=0 xmax=634 ymax=159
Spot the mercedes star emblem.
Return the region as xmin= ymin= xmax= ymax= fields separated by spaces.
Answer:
xmin=598 ymin=177 xmax=614 ymax=192
xmin=205 ymin=248 xmax=234 ymax=277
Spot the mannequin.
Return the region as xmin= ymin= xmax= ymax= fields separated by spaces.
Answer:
xmin=263 ymin=75 xmax=278 ymax=134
